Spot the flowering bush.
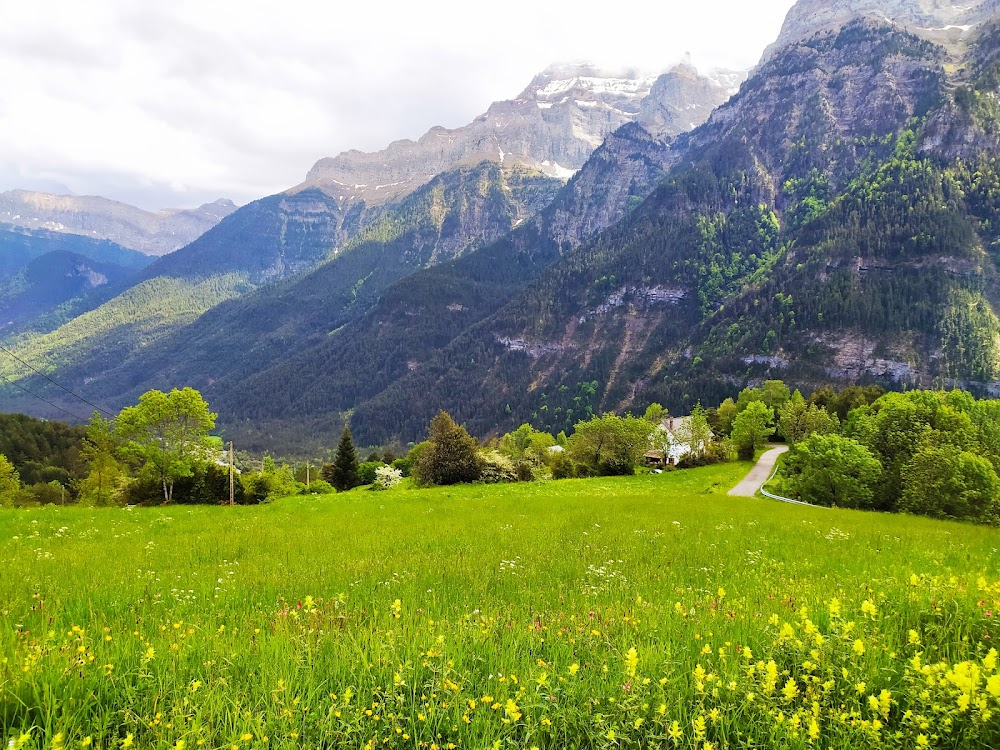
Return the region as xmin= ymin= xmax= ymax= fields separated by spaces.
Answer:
xmin=371 ymin=465 xmax=402 ymax=490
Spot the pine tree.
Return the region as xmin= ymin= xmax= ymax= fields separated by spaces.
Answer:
xmin=325 ymin=425 xmax=361 ymax=492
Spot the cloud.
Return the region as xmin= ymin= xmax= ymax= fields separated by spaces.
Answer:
xmin=0 ymin=0 xmax=796 ymax=210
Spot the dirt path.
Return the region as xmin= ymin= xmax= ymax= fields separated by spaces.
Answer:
xmin=727 ymin=445 xmax=789 ymax=497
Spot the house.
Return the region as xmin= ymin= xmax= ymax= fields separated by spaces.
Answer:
xmin=651 ymin=416 xmax=714 ymax=465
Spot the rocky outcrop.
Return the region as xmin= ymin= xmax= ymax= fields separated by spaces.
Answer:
xmin=0 ymin=191 xmax=237 ymax=255
xmin=298 ymin=62 xmax=742 ymax=205
xmin=761 ymin=0 xmax=1000 ymax=62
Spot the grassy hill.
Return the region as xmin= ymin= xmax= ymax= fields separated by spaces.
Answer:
xmin=2 ymin=464 xmax=998 ymax=748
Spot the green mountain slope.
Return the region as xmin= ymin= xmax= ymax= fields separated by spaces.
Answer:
xmin=207 ymin=124 xmax=677 ymax=450
xmin=337 ymin=19 xmax=1000 ymax=444
xmin=0 ymin=167 xmax=561 ymax=420
xmin=0 ymin=225 xmax=150 ymax=278
xmin=67 ymin=163 xmax=561 ymax=404
xmin=0 ymin=250 xmax=142 ymax=332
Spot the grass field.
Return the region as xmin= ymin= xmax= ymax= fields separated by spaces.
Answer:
xmin=2 ymin=462 xmax=1000 ymax=749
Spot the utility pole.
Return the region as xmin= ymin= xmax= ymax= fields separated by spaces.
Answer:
xmin=229 ymin=441 xmax=235 ymax=506
xmin=306 ymin=463 xmax=310 ymax=486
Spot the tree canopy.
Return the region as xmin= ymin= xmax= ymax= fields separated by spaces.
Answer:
xmin=114 ymin=388 xmax=217 ymax=504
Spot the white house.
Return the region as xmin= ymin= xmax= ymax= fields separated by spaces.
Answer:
xmin=647 ymin=416 xmax=714 ymax=466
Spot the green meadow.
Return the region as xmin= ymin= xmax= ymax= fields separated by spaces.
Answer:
xmin=2 ymin=463 xmax=999 ymax=749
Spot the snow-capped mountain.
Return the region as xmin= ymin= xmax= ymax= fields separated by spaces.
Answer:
xmin=299 ymin=62 xmax=745 ymax=204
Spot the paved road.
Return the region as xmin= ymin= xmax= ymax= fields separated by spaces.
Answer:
xmin=728 ymin=445 xmax=789 ymax=497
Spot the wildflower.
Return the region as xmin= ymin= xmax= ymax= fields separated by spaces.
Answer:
xmin=505 ymin=699 xmax=522 ymax=722
xmin=391 ymin=599 xmax=402 ymax=619
xmin=693 ymin=715 xmax=706 ymax=740
xmin=985 ymin=649 xmax=998 ymax=671
xmin=861 ymin=599 xmax=877 ymax=618
xmin=782 ymin=678 xmax=799 ymax=702
xmin=916 ymin=735 xmax=929 ymax=748
xmin=122 ymin=736 xmax=134 ymax=749
xmin=667 ymin=720 xmax=683 ymax=742
xmin=625 ymin=647 xmax=639 ymax=678
xmin=853 ymin=640 xmax=866 ymax=656
xmin=988 ymin=675 xmax=1000 ymax=697
xmin=908 ymin=630 xmax=921 ymax=646
xmin=569 ymin=663 xmax=580 ymax=675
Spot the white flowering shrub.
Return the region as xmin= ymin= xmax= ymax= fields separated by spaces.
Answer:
xmin=372 ymin=465 xmax=403 ymax=490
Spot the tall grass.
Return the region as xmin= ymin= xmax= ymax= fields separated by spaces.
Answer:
xmin=2 ymin=463 xmax=999 ymax=748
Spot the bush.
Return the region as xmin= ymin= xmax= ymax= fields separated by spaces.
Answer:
xmin=241 ymin=473 xmax=281 ymax=505
xmin=550 ymin=451 xmax=582 ymax=479
xmin=372 ymin=466 xmax=403 ymax=491
xmin=306 ymin=479 xmax=335 ymax=495
xmin=479 ymin=450 xmax=517 ymax=484
xmin=677 ymin=441 xmax=733 ymax=468
xmin=358 ymin=461 xmax=385 ymax=486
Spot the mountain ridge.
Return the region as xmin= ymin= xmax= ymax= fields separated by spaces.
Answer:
xmin=298 ymin=62 xmax=743 ymax=204
xmin=0 ymin=190 xmax=237 ymax=256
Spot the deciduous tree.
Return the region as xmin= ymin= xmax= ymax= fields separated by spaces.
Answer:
xmin=782 ymin=434 xmax=882 ymax=508
xmin=730 ymin=401 xmax=775 ymax=461
xmin=416 ymin=411 xmax=482 ymax=486
xmin=114 ymin=388 xmax=217 ymax=504
xmin=0 ymin=454 xmax=19 ymax=507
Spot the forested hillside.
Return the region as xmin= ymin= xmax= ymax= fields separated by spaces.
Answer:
xmin=341 ymin=19 xmax=1000 ymax=444
xmin=210 ymin=124 xmax=678 ymax=450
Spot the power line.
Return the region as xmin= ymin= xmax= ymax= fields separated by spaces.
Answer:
xmin=0 ymin=372 xmax=94 ymax=423
xmin=0 ymin=343 xmax=116 ymax=417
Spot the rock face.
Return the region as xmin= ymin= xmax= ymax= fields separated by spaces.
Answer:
xmin=0 ymin=191 xmax=237 ymax=255
xmin=639 ymin=64 xmax=747 ymax=136
xmin=761 ymin=0 xmax=1000 ymax=60
xmin=299 ymin=62 xmax=742 ymax=205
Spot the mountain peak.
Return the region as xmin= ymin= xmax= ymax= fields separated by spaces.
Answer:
xmin=762 ymin=0 xmax=1000 ymax=62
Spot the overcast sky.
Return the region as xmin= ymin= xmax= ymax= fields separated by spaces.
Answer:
xmin=0 ymin=0 xmax=796 ymax=210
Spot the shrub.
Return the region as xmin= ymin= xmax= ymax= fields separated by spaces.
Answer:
xmin=306 ymin=479 xmax=335 ymax=495
xmin=479 ymin=450 xmax=518 ymax=484
xmin=372 ymin=466 xmax=403 ymax=491
xmin=677 ymin=441 xmax=733 ymax=468
xmin=359 ymin=461 xmax=385 ymax=486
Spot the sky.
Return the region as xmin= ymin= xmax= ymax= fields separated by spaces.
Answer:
xmin=0 ymin=0 xmax=797 ymax=211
